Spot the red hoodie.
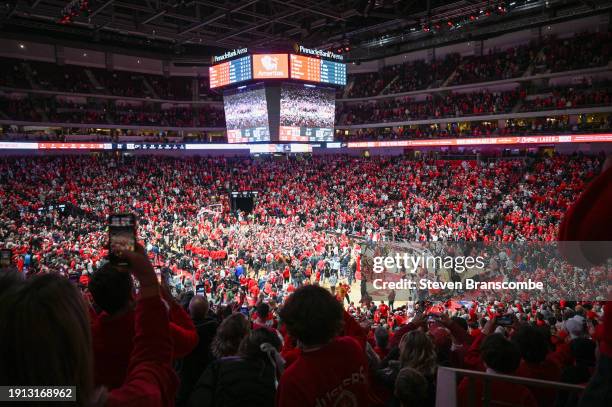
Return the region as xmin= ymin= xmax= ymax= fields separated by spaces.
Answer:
xmin=92 ymin=300 xmax=197 ymax=389
xmin=457 ymin=375 xmax=538 ymax=407
xmin=515 ymin=359 xmax=561 ymax=407
xmin=276 ymin=336 xmax=370 ymax=407
xmin=106 ymin=296 xmax=179 ymax=407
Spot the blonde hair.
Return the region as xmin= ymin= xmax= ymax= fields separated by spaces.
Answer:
xmin=399 ymin=330 xmax=437 ymax=377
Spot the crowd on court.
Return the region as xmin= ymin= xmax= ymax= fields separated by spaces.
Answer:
xmin=223 ymin=88 xmax=269 ymax=130
xmin=0 ymin=154 xmax=606 ymax=284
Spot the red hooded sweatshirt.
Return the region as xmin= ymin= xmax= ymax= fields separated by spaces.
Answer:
xmin=92 ymin=299 xmax=197 ymax=390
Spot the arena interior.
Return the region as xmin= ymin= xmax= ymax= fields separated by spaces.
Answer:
xmin=0 ymin=1 xmax=611 ymax=406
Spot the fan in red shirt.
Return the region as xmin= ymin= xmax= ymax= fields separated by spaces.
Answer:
xmin=373 ymin=326 xmax=390 ymax=360
xmin=378 ymin=301 xmax=390 ymax=318
xmin=512 ymin=325 xmax=562 ymax=407
xmin=276 ymin=285 xmax=378 ymax=407
xmin=252 ymin=302 xmax=277 ymax=330
xmin=0 ymin=243 xmax=178 ymax=407
xmin=458 ymin=333 xmax=537 ymax=407
xmin=88 ymin=263 xmax=197 ymax=390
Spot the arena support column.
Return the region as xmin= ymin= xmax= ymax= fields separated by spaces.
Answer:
xmin=265 ymin=84 xmax=281 ymax=143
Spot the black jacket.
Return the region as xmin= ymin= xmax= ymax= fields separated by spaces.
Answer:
xmin=176 ymin=316 xmax=219 ymax=407
xmin=375 ymin=361 xmax=436 ymax=407
xmin=188 ymin=356 xmax=277 ymax=407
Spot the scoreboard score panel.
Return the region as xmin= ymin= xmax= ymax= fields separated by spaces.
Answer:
xmin=210 ymin=53 xmax=346 ymax=88
xmin=209 ymin=55 xmax=252 ymax=89
xmin=320 ymin=59 xmax=346 ymax=86
xmin=289 ymin=54 xmax=346 ymax=85
xmin=290 ymin=54 xmax=321 ymax=82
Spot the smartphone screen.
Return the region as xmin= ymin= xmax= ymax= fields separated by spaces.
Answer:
xmin=108 ymin=214 xmax=136 ymax=265
xmin=0 ymin=249 xmax=12 ymax=268
xmin=196 ymin=284 xmax=205 ymax=295
xmin=68 ymin=273 xmax=80 ymax=285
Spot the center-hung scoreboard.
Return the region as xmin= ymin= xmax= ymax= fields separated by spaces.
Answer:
xmin=210 ymin=45 xmax=347 ymax=144
xmin=209 ymin=46 xmax=347 ymax=90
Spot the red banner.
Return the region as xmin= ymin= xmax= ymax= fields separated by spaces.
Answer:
xmin=347 ymin=134 xmax=612 ymax=148
xmin=37 ymin=143 xmax=107 ymax=149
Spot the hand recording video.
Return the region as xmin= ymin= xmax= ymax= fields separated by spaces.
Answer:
xmin=108 ymin=214 xmax=137 ymax=265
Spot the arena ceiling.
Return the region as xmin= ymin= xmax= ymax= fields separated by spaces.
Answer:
xmin=0 ymin=0 xmax=607 ymax=59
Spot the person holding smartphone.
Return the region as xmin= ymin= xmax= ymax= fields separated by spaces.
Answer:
xmin=89 ymin=255 xmax=198 ymax=390
xmin=0 ymin=243 xmax=179 ymax=407
xmin=107 ymin=214 xmax=137 ymax=267
xmin=0 ymin=248 xmax=14 ymax=271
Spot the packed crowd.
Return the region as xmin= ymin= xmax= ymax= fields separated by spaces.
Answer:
xmin=339 ymin=89 xmax=521 ymax=125
xmin=338 ymin=85 xmax=612 ymax=126
xmin=449 ymin=45 xmax=533 ymax=86
xmin=386 ymin=56 xmax=460 ymax=96
xmin=0 ymin=58 xmax=197 ymax=100
xmin=346 ymin=54 xmax=460 ymax=98
xmin=1 ymin=34 xmax=610 ymax=139
xmin=0 ymin=154 xmax=605 ymax=277
xmin=0 ymin=152 xmax=610 ymax=407
xmin=345 ymin=31 xmax=611 ymax=98
xmin=0 ymin=131 xmax=225 ymax=144
xmin=336 ymin=116 xmax=612 ymax=142
xmin=3 ymin=32 xmax=609 ymax=107
xmin=521 ymin=85 xmax=612 ymax=112
xmin=533 ymin=32 xmax=612 ymax=74
xmin=0 ymin=96 xmax=225 ymax=127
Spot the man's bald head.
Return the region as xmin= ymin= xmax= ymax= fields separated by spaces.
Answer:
xmin=189 ymin=295 xmax=210 ymax=320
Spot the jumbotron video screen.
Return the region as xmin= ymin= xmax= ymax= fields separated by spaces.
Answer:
xmin=279 ymin=84 xmax=335 ymax=142
xmin=223 ymin=85 xmax=270 ymax=143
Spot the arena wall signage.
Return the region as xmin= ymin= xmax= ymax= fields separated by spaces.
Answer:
xmin=0 ymin=134 xmax=611 ymax=152
xmin=130 ymin=143 xmax=185 ymax=150
xmin=0 ymin=142 xmax=38 ymax=149
xmin=347 ymin=134 xmax=612 ymax=148
xmin=211 ymin=48 xmax=249 ymax=64
xmin=37 ymin=143 xmax=112 ymax=149
xmin=294 ymin=44 xmax=344 ymax=61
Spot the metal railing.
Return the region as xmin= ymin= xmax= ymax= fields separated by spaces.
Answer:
xmin=436 ymin=366 xmax=585 ymax=407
